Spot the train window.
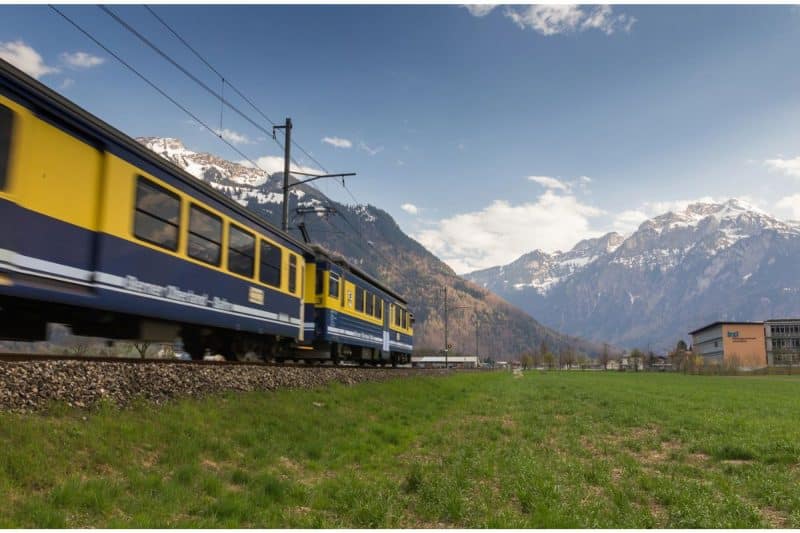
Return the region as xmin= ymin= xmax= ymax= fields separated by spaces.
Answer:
xmin=355 ymin=286 xmax=364 ymax=312
xmin=260 ymin=241 xmax=282 ymax=288
xmin=329 ymin=272 xmax=340 ymax=299
xmin=395 ymin=307 xmax=401 ymax=327
xmin=228 ymin=225 xmax=255 ymax=278
xmin=365 ymin=291 xmax=374 ymax=316
xmin=316 ymin=269 xmax=324 ymax=295
xmin=188 ymin=205 xmax=222 ymax=265
xmin=376 ymin=299 xmax=383 ymax=320
xmin=288 ymin=255 xmax=297 ymax=294
xmin=133 ymin=177 xmax=181 ymax=251
xmin=0 ymin=104 xmax=12 ymax=191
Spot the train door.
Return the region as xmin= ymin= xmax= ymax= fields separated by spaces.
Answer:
xmin=382 ymin=298 xmax=390 ymax=355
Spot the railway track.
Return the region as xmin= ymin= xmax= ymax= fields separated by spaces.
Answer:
xmin=0 ymin=352 xmax=413 ymax=369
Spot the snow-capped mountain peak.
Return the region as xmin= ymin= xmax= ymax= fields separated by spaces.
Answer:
xmin=464 ymin=198 xmax=800 ymax=351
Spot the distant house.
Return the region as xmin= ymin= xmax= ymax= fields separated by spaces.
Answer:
xmin=411 ymin=355 xmax=479 ymax=368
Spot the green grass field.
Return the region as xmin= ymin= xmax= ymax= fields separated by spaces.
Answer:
xmin=1 ymin=370 xmax=799 ymax=527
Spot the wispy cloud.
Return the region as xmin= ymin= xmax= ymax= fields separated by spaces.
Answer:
xmin=401 ymin=203 xmax=419 ymax=215
xmin=60 ymin=51 xmax=105 ymax=69
xmin=462 ymin=4 xmax=498 ymax=17
xmin=322 ymin=136 xmax=352 ymax=149
xmin=0 ymin=40 xmax=59 ymax=79
xmin=239 ymin=155 xmax=320 ymax=176
xmin=415 ymin=190 xmax=605 ymax=274
xmin=59 ymin=78 xmax=75 ymax=90
xmin=501 ymin=4 xmax=636 ymax=36
xmin=359 ymin=141 xmax=384 ymax=156
xmin=214 ymin=128 xmax=252 ymax=146
xmin=528 ymin=175 xmax=570 ymax=191
xmin=611 ymin=196 xmax=719 ymax=234
xmin=776 ymin=194 xmax=800 ymax=219
xmin=764 ymin=155 xmax=800 ymax=178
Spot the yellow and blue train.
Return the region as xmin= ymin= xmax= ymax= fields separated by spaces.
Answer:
xmin=0 ymin=58 xmax=413 ymax=364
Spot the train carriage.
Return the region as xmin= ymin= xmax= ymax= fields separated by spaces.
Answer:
xmin=0 ymin=57 xmax=412 ymax=362
xmin=310 ymin=247 xmax=413 ymax=366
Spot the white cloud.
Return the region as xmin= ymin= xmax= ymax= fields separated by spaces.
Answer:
xmin=214 ymin=128 xmax=252 ymax=146
xmin=59 ymin=78 xmax=75 ymax=90
xmin=322 ymin=136 xmax=352 ymax=149
xmin=415 ymin=190 xmax=604 ymax=274
xmin=612 ymin=209 xmax=649 ymax=234
xmin=401 ymin=203 xmax=419 ymax=215
xmin=764 ymin=156 xmax=800 ymax=178
xmin=240 ymin=155 xmax=320 ymax=177
xmin=502 ymin=4 xmax=635 ymax=36
xmin=359 ymin=141 xmax=384 ymax=156
xmin=60 ymin=51 xmax=104 ymax=69
xmin=579 ymin=176 xmax=592 ymax=184
xmin=611 ymin=196 xmax=720 ymax=234
xmin=0 ymin=40 xmax=59 ymax=79
xmin=776 ymin=194 xmax=800 ymax=219
xmin=463 ymin=4 xmax=498 ymax=17
xmin=528 ymin=175 xmax=570 ymax=191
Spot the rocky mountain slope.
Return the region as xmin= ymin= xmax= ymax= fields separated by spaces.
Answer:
xmin=137 ymin=137 xmax=598 ymax=357
xmin=465 ymin=199 xmax=800 ymax=352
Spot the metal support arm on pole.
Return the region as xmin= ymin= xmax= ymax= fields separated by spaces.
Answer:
xmin=273 ymin=118 xmax=355 ymax=234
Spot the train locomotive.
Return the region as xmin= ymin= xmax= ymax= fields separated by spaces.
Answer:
xmin=0 ymin=58 xmax=413 ymax=365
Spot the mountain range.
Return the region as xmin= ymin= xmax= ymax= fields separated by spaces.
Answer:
xmin=137 ymin=137 xmax=600 ymax=358
xmin=465 ymin=199 xmax=800 ymax=352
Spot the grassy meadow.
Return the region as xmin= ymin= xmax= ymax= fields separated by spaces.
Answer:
xmin=1 ymin=370 xmax=799 ymax=527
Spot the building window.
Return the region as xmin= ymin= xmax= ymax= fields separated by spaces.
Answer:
xmin=329 ymin=272 xmax=340 ymax=299
xmin=0 ymin=104 xmax=13 ymax=191
xmin=133 ymin=177 xmax=181 ymax=251
xmin=288 ymin=254 xmax=297 ymax=294
xmin=228 ymin=225 xmax=255 ymax=278
xmin=259 ymin=241 xmax=282 ymax=288
xmin=187 ymin=205 xmax=222 ymax=265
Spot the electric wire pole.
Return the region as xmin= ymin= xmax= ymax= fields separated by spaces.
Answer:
xmin=274 ymin=118 xmax=354 ymax=235
xmin=273 ymin=117 xmax=292 ymax=232
xmin=443 ymin=285 xmax=448 ymax=369
xmin=441 ymin=285 xmax=470 ymax=369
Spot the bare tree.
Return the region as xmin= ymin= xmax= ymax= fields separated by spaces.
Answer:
xmin=133 ymin=342 xmax=151 ymax=359
xmin=599 ymin=343 xmax=611 ymax=370
xmin=562 ymin=348 xmax=576 ymax=370
xmin=532 ymin=348 xmax=543 ymax=369
xmin=629 ymin=348 xmax=644 ymax=372
xmin=543 ymin=351 xmax=555 ymax=370
xmin=66 ymin=343 xmax=90 ymax=356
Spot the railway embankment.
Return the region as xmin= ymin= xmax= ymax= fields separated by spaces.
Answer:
xmin=0 ymin=360 xmax=449 ymax=413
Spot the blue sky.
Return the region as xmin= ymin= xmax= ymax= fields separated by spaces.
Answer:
xmin=3 ymin=4 xmax=800 ymax=273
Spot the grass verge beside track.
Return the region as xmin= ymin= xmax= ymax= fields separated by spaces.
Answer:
xmin=1 ymin=371 xmax=799 ymax=527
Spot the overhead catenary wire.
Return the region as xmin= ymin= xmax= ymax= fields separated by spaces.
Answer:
xmin=143 ymin=5 xmax=277 ymax=128
xmin=143 ymin=4 xmax=328 ymax=174
xmin=98 ymin=5 xmax=289 ymax=155
xmin=48 ymin=5 xmax=273 ymax=180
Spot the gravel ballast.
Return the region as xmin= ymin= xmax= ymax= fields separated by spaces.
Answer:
xmin=0 ymin=360 xmax=449 ymax=413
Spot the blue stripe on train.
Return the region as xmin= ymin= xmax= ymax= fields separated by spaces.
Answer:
xmin=0 ymin=199 xmax=302 ymax=337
